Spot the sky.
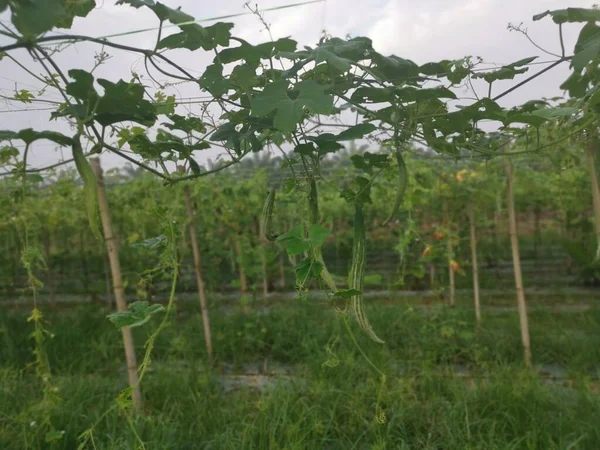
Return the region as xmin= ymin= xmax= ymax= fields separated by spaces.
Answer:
xmin=0 ymin=0 xmax=595 ymax=174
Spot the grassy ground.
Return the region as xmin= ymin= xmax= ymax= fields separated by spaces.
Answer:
xmin=1 ymin=296 xmax=600 ymax=449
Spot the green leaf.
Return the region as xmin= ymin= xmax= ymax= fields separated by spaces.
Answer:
xmin=335 ymin=123 xmax=376 ymax=141
xmin=0 ymin=130 xmax=18 ymax=141
xmin=473 ymin=57 xmax=537 ymax=83
xmin=218 ymin=38 xmax=297 ymax=64
xmin=0 ymin=129 xmax=72 ymax=146
xmin=131 ymin=234 xmax=168 ymax=249
xmin=230 ymin=64 xmax=258 ymax=93
xmin=10 ymin=0 xmax=95 ymax=37
xmin=572 ymin=22 xmax=600 ymax=71
xmin=295 ymin=257 xmax=323 ymax=285
xmin=199 ymin=63 xmax=230 ymax=97
xmin=18 ymin=129 xmax=73 ymax=146
xmin=107 ymin=301 xmax=165 ymax=329
xmin=188 ymin=157 xmax=201 ymax=174
xmin=95 ymin=79 xmax=157 ymax=126
xmin=276 ymin=226 xmax=310 ymax=256
xmin=63 ymin=70 xmax=157 ymax=126
xmin=308 ymin=224 xmax=331 ymax=247
xmin=294 ymin=143 xmax=316 ymax=156
xmin=370 ymin=52 xmax=420 ymax=84
xmin=251 ymin=80 xmax=334 ymax=132
xmin=155 ymin=95 xmax=175 ymax=115
xmin=504 ymin=113 xmax=547 ymax=127
xmin=533 ymin=8 xmax=600 ymax=24
xmin=531 ymin=107 xmax=578 ymax=119
xmin=72 ymin=137 xmax=101 ymax=240
xmin=0 ymin=146 xmax=19 ymax=165
xmin=45 ymin=430 xmax=64 ymax=443
xmin=118 ymin=1 xmax=232 ymax=51
xmin=163 ymin=114 xmax=206 ymax=134
xmin=158 ymin=22 xmax=233 ymax=51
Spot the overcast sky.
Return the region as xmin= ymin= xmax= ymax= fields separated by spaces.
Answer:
xmin=0 ymin=0 xmax=594 ymax=173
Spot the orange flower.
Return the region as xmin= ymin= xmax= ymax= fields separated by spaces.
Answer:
xmin=434 ymin=231 xmax=444 ymax=241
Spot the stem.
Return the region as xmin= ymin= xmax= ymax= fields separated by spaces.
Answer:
xmin=492 ymin=58 xmax=568 ymax=102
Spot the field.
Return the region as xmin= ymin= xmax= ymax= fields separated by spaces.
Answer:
xmin=3 ymin=1 xmax=600 ymax=449
xmin=2 ymin=294 xmax=600 ymax=449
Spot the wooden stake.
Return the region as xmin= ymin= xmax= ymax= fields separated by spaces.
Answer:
xmin=586 ymin=140 xmax=600 ymax=254
xmin=506 ymin=161 xmax=531 ymax=367
xmin=90 ymin=158 xmax=142 ymax=410
xmin=444 ymin=199 xmax=455 ymax=307
xmin=469 ymin=202 xmax=481 ymax=326
xmin=183 ymin=186 xmax=214 ymax=361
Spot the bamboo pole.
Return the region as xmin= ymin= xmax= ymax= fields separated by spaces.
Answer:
xmin=183 ymin=186 xmax=214 ymax=361
xmin=444 ymin=199 xmax=455 ymax=307
xmin=90 ymin=158 xmax=142 ymax=410
xmin=469 ymin=203 xmax=481 ymax=326
xmin=505 ymin=161 xmax=531 ymax=367
xmin=586 ymin=140 xmax=600 ymax=253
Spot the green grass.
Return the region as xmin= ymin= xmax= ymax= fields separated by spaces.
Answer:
xmin=1 ymin=298 xmax=600 ymax=449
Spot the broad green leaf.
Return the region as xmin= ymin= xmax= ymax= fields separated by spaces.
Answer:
xmin=230 ymin=64 xmax=258 ymax=93
xmin=294 ymin=143 xmax=316 ymax=156
xmin=188 ymin=157 xmax=201 ymax=174
xmin=351 ymin=152 xmax=389 ymax=174
xmin=295 ymin=257 xmax=323 ymax=285
xmin=45 ymin=430 xmax=64 ymax=443
xmin=473 ymin=57 xmax=537 ymax=83
xmin=158 ymin=22 xmax=233 ymax=51
xmin=118 ymin=1 xmax=231 ymax=51
xmin=163 ymin=114 xmax=207 ymax=134
xmin=218 ymin=38 xmax=297 ymax=64
xmin=63 ymin=71 xmax=157 ymax=126
xmin=560 ymin=72 xmax=589 ymax=98
xmin=0 ymin=130 xmax=17 ymax=141
xmin=66 ymin=69 xmax=98 ymax=102
xmin=72 ymin=137 xmax=101 ymax=239
xmin=335 ymin=123 xmax=376 ymax=140
xmin=251 ymin=81 xmax=334 ymax=132
xmin=199 ymin=63 xmax=230 ymax=97
xmin=10 ymin=0 xmax=95 ymax=37
xmin=155 ymin=95 xmax=175 ymax=115
xmin=107 ymin=301 xmax=165 ymax=329
xmin=370 ymin=53 xmax=420 ymax=84
xmin=0 ymin=129 xmax=72 ymax=146
xmin=308 ymin=224 xmax=331 ymax=247
xmin=0 ymin=0 xmax=7 ymax=13
xmin=531 ymin=107 xmax=578 ymax=119
xmin=17 ymin=129 xmax=73 ymax=146
xmin=533 ymin=8 xmax=600 ymax=24
xmin=276 ymin=226 xmax=310 ymax=256
xmin=95 ymin=79 xmax=156 ymax=126
xmin=572 ymin=22 xmax=600 ymax=71
xmin=504 ymin=113 xmax=547 ymax=127
xmin=278 ymin=37 xmax=372 ymax=75
xmin=0 ymin=146 xmax=18 ymax=165
xmin=211 ymin=122 xmax=237 ymax=141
